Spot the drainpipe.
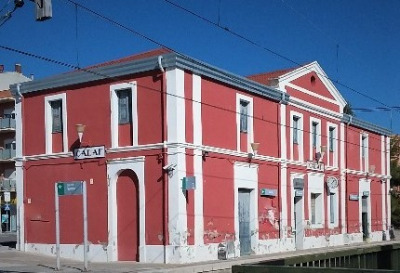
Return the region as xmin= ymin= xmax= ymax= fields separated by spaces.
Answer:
xmin=158 ymin=56 xmax=168 ymax=264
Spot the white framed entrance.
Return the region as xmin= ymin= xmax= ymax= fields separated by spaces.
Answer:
xmin=291 ymin=173 xmax=305 ymax=250
xmin=234 ymin=162 xmax=258 ymax=257
xmin=107 ymin=157 xmax=145 ymax=262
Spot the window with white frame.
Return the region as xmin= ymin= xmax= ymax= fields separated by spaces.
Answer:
xmin=240 ymin=99 xmax=249 ymax=133
xmin=236 ymin=94 xmax=253 ymax=152
xmin=110 ymin=82 xmax=138 ymax=148
xmin=45 ymin=93 xmax=68 ymax=154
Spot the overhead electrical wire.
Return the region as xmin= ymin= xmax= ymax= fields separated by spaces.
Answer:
xmin=161 ymin=0 xmax=392 ymax=109
xmin=0 ymin=43 xmax=391 ymax=154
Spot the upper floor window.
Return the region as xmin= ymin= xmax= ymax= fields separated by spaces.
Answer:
xmin=361 ymin=134 xmax=367 ymax=158
xmin=293 ymin=116 xmax=300 ymax=144
xmin=110 ymin=82 xmax=138 ymax=148
xmin=311 ymin=121 xmax=318 ymax=148
xmin=240 ymin=100 xmax=249 ymax=133
xmin=50 ymin=100 xmax=63 ymax=133
xmin=44 ymin=93 xmax=68 ymax=154
xmin=117 ymin=89 xmax=132 ymax=124
xmin=329 ymin=127 xmax=335 ymax=152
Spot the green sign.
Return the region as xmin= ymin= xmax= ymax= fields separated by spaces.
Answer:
xmin=57 ymin=182 xmax=83 ymax=196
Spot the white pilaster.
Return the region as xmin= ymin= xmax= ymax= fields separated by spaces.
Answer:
xmin=280 ymin=104 xmax=288 ymax=238
xmin=166 ymin=69 xmax=188 ymax=256
xmin=340 ymin=123 xmax=346 ymax=233
xmin=14 ymin=95 xmax=24 ymax=250
xmin=192 ymin=74 xmax=204 ymax=245
xmin=386 ymin=136 xmax=391 ymax=230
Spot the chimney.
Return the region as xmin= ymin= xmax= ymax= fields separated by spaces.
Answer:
xmin=0 ymin=65 xmax=3 ymax=73
xmin=15 ymin=64 xmax=22 ymax=73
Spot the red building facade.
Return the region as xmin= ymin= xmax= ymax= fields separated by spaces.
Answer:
xmin=10 ymin=49 xmax=391 ymax=263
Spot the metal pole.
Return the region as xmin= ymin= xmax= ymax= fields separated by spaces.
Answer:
xmin=83 ymin=181 xmax=88 ymax=271
xmin=55 ymin=183 xmax=60 ymax=271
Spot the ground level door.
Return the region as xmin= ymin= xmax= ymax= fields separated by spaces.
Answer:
xmin=294 ymin=195 xmax=304 ymax=250
xmin=238 ymin=189 xmax=251 ymax=256
xmin=362 ymin=196 xmax=369 ymax=239
xmin=117 ymin=169 xmax=139 ymax=261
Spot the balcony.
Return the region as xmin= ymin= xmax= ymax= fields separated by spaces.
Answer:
xmin=0 ymin=117 xmax=15 ymax=132
xmin=0 ymin=148 xmax=16 ymax=160
xmin=1 ymin=178 xmax=16 ymax=191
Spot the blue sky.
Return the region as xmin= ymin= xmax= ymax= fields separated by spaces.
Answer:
xmin=1 ymin=0 xmax=399 ymax=133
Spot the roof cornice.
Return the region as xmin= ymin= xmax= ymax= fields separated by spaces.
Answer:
xmin=342 ymin=114 xmax=391 ymax=136
xmin=10 ymin=52 xmax=288 ymax=104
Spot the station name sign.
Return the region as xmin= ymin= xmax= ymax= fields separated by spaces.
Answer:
xmin=74 ymin=146 xmax=105 ymax=160
xmin=306 ymin=161 xmax=325 ymax=172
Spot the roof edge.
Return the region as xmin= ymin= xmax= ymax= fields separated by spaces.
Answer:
xmin=10 ymin=51 xmax=289 ymax=104
xmin=342 ymin=114 xmax=391 ymax=136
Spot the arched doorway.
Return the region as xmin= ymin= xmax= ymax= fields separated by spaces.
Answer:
xmin=117 ymin=169 xmax=139 ymax=261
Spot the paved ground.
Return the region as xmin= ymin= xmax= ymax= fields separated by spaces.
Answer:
xmin=0 ymin=232 xmax=399 ymax=273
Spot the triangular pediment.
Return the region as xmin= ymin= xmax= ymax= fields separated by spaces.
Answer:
xmin=277 ymin=62 xmax=347 ymax=113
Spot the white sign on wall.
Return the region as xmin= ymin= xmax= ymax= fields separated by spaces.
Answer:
xmin=73 ymin=146 xmax=105 ymax=160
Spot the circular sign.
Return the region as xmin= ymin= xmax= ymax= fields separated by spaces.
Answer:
xmin=327 ymin=176 xmax=339 ymax=189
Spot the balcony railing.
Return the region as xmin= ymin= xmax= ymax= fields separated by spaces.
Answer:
xmin=0 ymin=148 xmax=16 ymax=160
xmin=1 ymin=178 xmax=16 ymax=191
xmin=0 ymin=118 xmax=15 ymax=130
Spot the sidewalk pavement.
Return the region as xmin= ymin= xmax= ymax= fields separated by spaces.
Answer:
xmin=0 ymin=235 xmax=399 ymax=273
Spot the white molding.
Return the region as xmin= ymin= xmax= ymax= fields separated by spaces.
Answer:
xmin=287 ymin=82 xmax=339 ymax=106
xmin=289 ymin=97 xmax=343 ymax=119
xmin=192 ymin=74 xmax=204 ymax=245
xmin=107 ymin=156 xmax=146 ymax=262
xmin=110 ymin=82 xmax=138 ymax=148
xmin=236 ymin=93 xmax=254 ymax=152
xmin=44 ymin=93 xmax=68 ymax=154
xmin=234 ymin=162 xmax=258 ymax=257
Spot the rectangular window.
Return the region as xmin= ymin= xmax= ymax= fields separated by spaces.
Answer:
xmin=117 ymin=89 xmax=132 ymax=124
xmin=312 ymin=122 xmax=318 ymax=148
xmin=293 ymin=116 xmax=299 ymax=144
xmin=311 ymin=193 xmax=316 ymax=224
xmin=330 ymin=193 xmax=335 ymax=224
xmin=50 ymin=100 xmax=63 ymax=133
xmin=240 ymin=100 xmax=249 ymax=133
xmin=311 ymin=192 xmax=322 ymax=225
xmin=362 ymin=135 xmax=367 ymax=158
xmin=329 ymin=127 xmax=335 ymax=152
